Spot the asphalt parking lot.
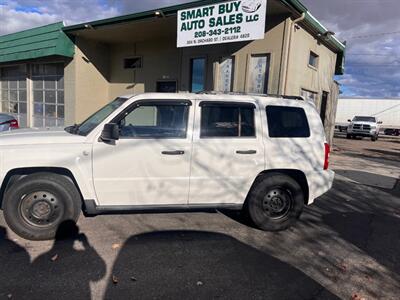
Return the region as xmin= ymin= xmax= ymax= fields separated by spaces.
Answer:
xmin=1 ymin=134 xmax=399 ymax=300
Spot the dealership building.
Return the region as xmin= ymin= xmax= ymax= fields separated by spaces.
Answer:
xmin=0 ymin=0 xmax=345 ymax=142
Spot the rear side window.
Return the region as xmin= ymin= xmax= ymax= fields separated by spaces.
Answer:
xmin=201 ymin=102 xmax=256 ymax=138
xmin=266 ymin=106 xmax=310 ymax=138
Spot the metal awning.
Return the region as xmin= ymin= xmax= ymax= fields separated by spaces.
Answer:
xmin=0 ymin=22 xmax=74 ymax=64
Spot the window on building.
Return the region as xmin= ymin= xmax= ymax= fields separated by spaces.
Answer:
xmin=266 ymin=106 xmax=310 ymax=138
xmin=190 ymin=58 xmax=206 ymax=93
xmin=200 ymin=102 xmax=256 ymax=138
xmin=216 ymin=57 xmax=234 ymax=92
xmin=309 ymin=51 xmax=319 ymax=68
xmin=301 ymin=89 xmax=318 ymax=105
xmin=320 ymin=91 xmax=329 ymax=125
xmin=0 ymin=65 xmax=28 ymax=127
xmin=156 ymin=81 xmax=177 ymax=93
xmin=118 ymin=102 xmax=189 ymax=138
xmin=32 ymin=63 xmax=64 ymax=127
xmin=247 ymin=54 xmax=270 ymax=94
xmin=124 ymin=57 xmax=142 ymax=69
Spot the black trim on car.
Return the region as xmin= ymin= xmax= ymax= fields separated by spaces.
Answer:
xmin=83 ymin=199 xmax=243 ymax=216
xmin=199 ymin=101 xmax=256 ymax=108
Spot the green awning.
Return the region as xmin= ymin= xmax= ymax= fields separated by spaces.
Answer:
xmin=0 ymin=22 xmax=74 ymax=63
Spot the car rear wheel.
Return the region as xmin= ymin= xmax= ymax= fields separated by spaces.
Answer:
xmin=246 ymin=173 xmax=304 ymax=232
xmin=2 ymin=173 xmax=81 ymax=241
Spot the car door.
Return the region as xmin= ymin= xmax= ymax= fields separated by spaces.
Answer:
xmin=92 ymin=99 xmax=193 ymax=206
xmin=189 ymin=100 xmax=265 ymax=205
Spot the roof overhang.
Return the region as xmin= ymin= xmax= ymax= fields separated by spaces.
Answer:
xmin=63 ymin=0 xmax=346 ymax=75
xmin=0 ymin=22 xmax=74 ymax=64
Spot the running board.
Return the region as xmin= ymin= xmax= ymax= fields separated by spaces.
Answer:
xmin=83 ymin=200 xmax=243 ymax=216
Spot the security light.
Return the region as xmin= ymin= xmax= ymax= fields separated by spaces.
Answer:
xmin=154 ymin=10 xmax=166 ymax=18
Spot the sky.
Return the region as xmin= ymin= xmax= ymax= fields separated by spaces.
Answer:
xmin=0 ymin=0 xmax=399 ymax=98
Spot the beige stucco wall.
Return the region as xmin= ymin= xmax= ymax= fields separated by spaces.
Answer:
xmin=284 ymin=24 xmax=337 ymax=108
xmin=108 ymin=39 xmax=181 ymax=99
xmin=73 ymin=38 xmax=111 ymax=123
xmin=64 ymin=57 xmax=76 ymax=125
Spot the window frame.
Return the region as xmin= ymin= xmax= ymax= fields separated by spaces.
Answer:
xmin=215 ymin=56 xmax=235 ymax=93
xmin=123 ymin=56 xmax=143 ymax=69
xmin=190 ymin=57 xmax=207 ymax=93
xmin=266 ymin=105 xmax=311 ymax=139
xmin=246 ymin=53 xmax=271 ymax=94
xmin=111 ymin=99 xmax=192 ymax=140
xmin=199 ymin=101 xmax=257 ymax=139
xmin=308 ymin=51 xmax=319 ymax=69
xmin=0 ymin=64 xmax=28 ymax=127
xmin=31 ymin=62 xmax=65 ymax=127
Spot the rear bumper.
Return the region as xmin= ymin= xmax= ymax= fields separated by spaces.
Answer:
xmin=306 ymin=170 xmax=335 ymax=204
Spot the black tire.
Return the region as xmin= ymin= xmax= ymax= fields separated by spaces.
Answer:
xmin=371 ymin=135 xmax=377 ymax=142
xmin=2 ymin=173 xmax=81 ymax=241
xmin=346 ymin=134 xmax=351 ymax=139
xmin=246 ymin=174 xmax=304 ymax=232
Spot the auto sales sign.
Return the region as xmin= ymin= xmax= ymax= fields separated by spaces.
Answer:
xmin=177 ymin=0 xmax=267 ymax=47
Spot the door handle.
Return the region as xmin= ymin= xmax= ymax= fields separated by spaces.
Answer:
xmin=162 ymin=150 xmax=185 ymax=155
xmin=236 ymin=150 xmax=257 ymax=155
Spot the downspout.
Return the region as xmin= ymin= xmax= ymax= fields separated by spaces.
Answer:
xmin=283 ymin=12 xmax=305 ymax=95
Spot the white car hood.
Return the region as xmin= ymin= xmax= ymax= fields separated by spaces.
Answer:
xmin=0 ymin=127 xmax=87 ymax=146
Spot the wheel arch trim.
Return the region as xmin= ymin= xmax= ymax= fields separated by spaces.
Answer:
xmin=0 ymin=167 xmax=86 ymax=209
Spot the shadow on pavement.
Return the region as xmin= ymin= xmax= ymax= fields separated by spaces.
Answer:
xmin=0 ymin=221 xmax=106 ymax=299
xmin=105 ymin=230 xmax=339 ymax=300
xmin=0 ymin=226 xmax=30 ymax=299
xmin=324 ymin=213 xmax=400 ymax=277
xmin=335 ymin=169 xmax=398 ymax=190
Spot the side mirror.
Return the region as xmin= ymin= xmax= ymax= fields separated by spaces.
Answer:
xmin=347 ymin=119 xmax=351 ymax=122
xmin=100 ymin=123 xmax=120 ymax=142
xmin=378 ymin=121 xmax=383 ymax=124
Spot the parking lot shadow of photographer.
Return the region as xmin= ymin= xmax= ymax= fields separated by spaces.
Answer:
xmin=105 ymin=230 xmax=339 ymax=300
xmin=0 ymin=226 xmax=31 ymax=298
xmin=0 ymin=221 xmax=106 ymax=299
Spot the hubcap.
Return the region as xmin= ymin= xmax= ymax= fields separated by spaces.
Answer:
xmin=20 ymin=191 xmax=63 ymax=227
xmin=262 ymin=188 xmax=292 ymax=219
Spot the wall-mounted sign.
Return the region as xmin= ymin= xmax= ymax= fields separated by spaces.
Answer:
xmin=177 ymin=0 xmax=267 ymax=48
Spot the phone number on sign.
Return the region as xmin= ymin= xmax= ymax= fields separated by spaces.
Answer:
xmin=194 ymin=27 xmax=242 ymax=38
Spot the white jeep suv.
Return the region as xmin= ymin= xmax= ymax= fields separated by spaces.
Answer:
xmin=0 ymin=93 xmax=334 ymax=240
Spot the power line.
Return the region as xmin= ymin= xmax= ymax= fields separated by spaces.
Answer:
xmin=348 ymin=53 xmax=398 ymax=57
xmin=346 ymin=30 xmax=400 ymax=39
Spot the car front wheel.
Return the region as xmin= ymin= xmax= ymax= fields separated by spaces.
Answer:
xmin=246 ymin=173 xmax=304 ymax=232
xmin=2 ymin=173 xmax=81 ymax=241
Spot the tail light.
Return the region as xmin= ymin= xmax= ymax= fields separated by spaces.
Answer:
xmin=10 ymin=119 xmax=19 ymax=129
xmin=324 ymin=143 xmax=330 ymax=170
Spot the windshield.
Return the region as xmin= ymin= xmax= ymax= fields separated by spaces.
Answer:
xmin=67 ymin=97 xmax=128 ymax=136
xmin=353 ymin=116 xmax=376 ymax=122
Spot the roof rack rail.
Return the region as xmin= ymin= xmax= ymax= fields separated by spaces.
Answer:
xmin=196 ymin=91 xmax=304 ymax=101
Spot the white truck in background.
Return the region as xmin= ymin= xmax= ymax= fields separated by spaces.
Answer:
xmin=335 ymin=98 xmax=400 ymax=136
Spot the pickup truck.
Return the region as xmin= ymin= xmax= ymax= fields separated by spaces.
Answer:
xmin=346 ymin=116 xmax=381 ymax=141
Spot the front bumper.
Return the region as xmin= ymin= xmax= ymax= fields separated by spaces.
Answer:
xmin=348 ymin=130 xmax=377 ymax=137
